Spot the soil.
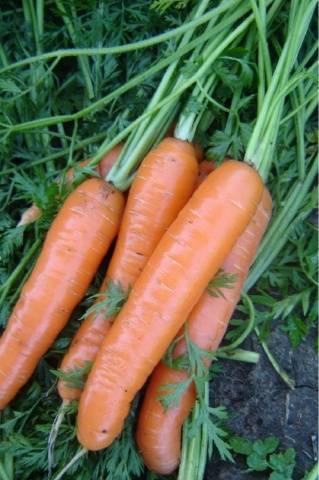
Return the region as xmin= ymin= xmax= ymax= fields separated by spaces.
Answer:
xmin=205 ymin=327 xmax=318 ymax=480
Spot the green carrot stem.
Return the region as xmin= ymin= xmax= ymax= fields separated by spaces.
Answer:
xmin=281 ymin=86 xmax=317 ymax=125
xmin=0 ymin=239 xmax=41 ymax=307
xmin=254 ymin=326 xmax=295 ymax=389
xmin=163 ymin=0 xmax=283 ymax=147
xmin=279 ymin=59 xmax=318 ymax=125
xmin=108 ymin=3 xmax=256 ymax=188
xmin=291 ymin=82 xmax=306 ymax=181
xmin=198 ymin=392 xmax=209 ymax=479
xmin=36 ymin=0 xmax=44 ymax=40
xmin=1 ymin=131 xmax=107 ymax=175
xmin=249 ymin=0 xmax=272 ymax=111
xmin=246 ymin=156 xmax=317 ymax=289
xmin=178 ymin=402 xmax=202 ymax=480
xmin=245 ymin=0 xmax=317 ymax=180
xmin=218 ymin=292 xmax=255 ymax=352
xmin=0 ymin=44 xmax=8 ymax=67
xmin=22 ymin=0 xmax=39 ymax=53
xmin=126 ymin=0 xmax=233 ymax=151
xmin=303 ymin=463 xmax=319 ymax=480
xmin=52 ymin=448 xmax=87 ymax=480
xmin=5 ymin=23 xmax=219 ymax=134
xmin=0 ymin=1 xmax=240 ymax=75
xmin=215 ymin=349 xmax=260 ymax=363
xmin=178 ymin=384 xmax=211 ymax=480
xmin=123 ymin=0 xmax=211 ymax=158
xmin=54 ymin=0 xmax=92 ymax=99
xmin=67 ymin=120 xmax=78 ymax=167
xmin=178 ymin=414 xmax=191 ymax=480
xmin=0 ymin=462 xmax=10 ymax=480
xmin=170 ymin=1 xmax=253 ymax=142
xmin=174 ymin=75 xmax=218 ymax=142
xmin=196 ymin=79 xmax=230 ymax=113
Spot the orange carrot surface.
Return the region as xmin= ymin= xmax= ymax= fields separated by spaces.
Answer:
xmin=136 ymin=188 xmax=272 ymax=474
xmin=0 ymin=178 xmax=124 ymax=410
xmin=195 ymin=159 xmax=215 ymax=187
xmin=18 ymin=144 xmax=123 ymax=226
xmin=76 ymin=159 xmax=264 ymax=451
xmin=58 ymin=137 xmax=199 ymax=401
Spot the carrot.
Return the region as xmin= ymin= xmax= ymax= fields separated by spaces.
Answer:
xmin=195 ymin=157 xmax=233 ymax=187
xmin=17 ymin=204 xmax=43 ymax=227
xmin=65 ymin=144 xmax=123 ymax=183
xmin=135 ymin=188 xmax=272 ymax=474
xmin=76 ymin=158 xmax=264 ymax=451
xmin=57 ymin=137 xmax=199 ymax=402
xmin=195 ymin=159 xmax=215 ymax=187
xmin=17 ymin=144 xmax=123 ymax=226
xmin=0 ymin=178 xmax=125 ymax=410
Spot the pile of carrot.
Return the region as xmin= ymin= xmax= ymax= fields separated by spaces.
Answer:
xmin=0 ymin=131 xmax=270 ymax=474
xmin=0 ymin=1 xmax=316 ymax=477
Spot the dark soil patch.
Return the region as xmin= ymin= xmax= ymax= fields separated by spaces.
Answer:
xmin=205 ymin=327 xmax=318 ymax=479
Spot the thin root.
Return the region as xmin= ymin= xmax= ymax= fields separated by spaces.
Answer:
xmin=48 ymin=403 xmax=66 ymax=478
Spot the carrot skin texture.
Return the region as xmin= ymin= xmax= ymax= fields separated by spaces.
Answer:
xmin=195 ymin=159 xmax=215 ymax=187
xmin=136 ymin=188 xmax=272 ymax=474
xmin=77 ymin=159 xmax=264 ymax=451
xmin=58 ymin=137 xmax=199 ymax=401
xmin=17 ymin=144 xmax=123 ymax=226
xmin=137 ymin=363 xmax=196 ymax=474
xmin=0 ymin=178 xmax=125 ymax=409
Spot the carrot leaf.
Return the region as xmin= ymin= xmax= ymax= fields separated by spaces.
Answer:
xmin=103 ymin=395 xmax=144 ymax=480
xmin=84 ymin=279 xmax=131 ymax=319
xmin=51 ymin=361 xmax=93 ymax=390
xmin=187 ymin=405 xmax=234 ymax=463
xmin=0 ymin=224 xmax=25 ymax=260
xmin=157 ymin=378 xmax=193 ymax=411
xmin=151 ymin=0 xmax=193 ymax=14
xmin=159 ymin=325 xmax=233 ymax=461
xmin=207 ymin=269 xmax=238 ymax=299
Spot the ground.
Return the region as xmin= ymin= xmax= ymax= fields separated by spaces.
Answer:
xmin=206 ymin=327 xmax=318 ymax=479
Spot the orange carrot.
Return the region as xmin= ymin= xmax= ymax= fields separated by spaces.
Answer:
xmin=195 ymin=159 xmax=215 ymax=187
xmin=76 ymin=158 xmax=264 ymax=451
xmin=17 ymin=144 xmax=123 ymax=226
xmin=135 ymin=188 xmax=272 ymax=474
xmin=65 ymin=144 xmax=123 ymax=183
xmin=57 ymin=137 xmax=199 ymax=401
xmin=0 ymin=178 xmax=124 ymax=409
